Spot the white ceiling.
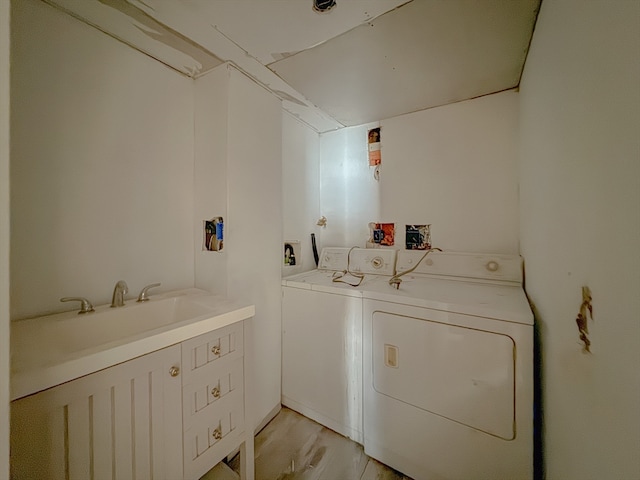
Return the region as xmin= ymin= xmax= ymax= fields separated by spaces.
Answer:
xmin=44 ymin=0 xmax=541 ymax=132
xmin=185 ymin=0 xmax=411 ymax=65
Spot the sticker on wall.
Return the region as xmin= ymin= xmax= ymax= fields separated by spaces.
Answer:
xmin=368 ymin=127 xmax=381 ymax=166
xmin=406 ymin=224 xmax=431 ymax=250
xmin=204 ymin=217 xmax=224 ymax=251
xmin=284 ymin=242 xmax=297 ymax=266
xmin=369 ymin=222 xmax=395 ymax=246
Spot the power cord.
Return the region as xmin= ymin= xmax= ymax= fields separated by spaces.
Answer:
xmin=388 ymin=247 xmax=442 ymax=289
xmin=332 ymin=246 xmax=365 ymax=287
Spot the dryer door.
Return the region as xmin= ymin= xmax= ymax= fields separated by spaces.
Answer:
xmin=371 ymin=311 xmax=515 ymax=439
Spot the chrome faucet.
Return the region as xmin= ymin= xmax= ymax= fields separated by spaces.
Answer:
xmin=111 ymin=280 xmax=128 ymax=308
xmin=137 ymin=282 xmax=161 ymax=302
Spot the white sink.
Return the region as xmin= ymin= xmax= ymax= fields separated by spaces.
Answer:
xmin=11 ymin=288 xmax=255 ymax=400
xmin=46 ymin=296 xmax=213 ymax=352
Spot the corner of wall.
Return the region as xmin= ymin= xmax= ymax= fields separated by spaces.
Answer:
xmin=1 ymin=0 xmax=10 ymax=475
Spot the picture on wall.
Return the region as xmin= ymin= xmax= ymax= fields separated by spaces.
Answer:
xmin=204 ymin=217 xmax=224 ymax=251
xmin=368 ymin=127 xmax=381 ymax=166
xmin=406 ymin=224 xmax=432 ymax=250
xmin=370 ymin=222 xmax=395 ymax=246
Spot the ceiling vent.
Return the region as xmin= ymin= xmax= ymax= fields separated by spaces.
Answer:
xmin=313 ymin=0 xmax=336 ymax=13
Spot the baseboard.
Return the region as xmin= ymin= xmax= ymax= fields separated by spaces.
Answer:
xmin=254 ymin=402 xmax=282 ymax=435
xmin=281 ymin=396 xmax=363 ymax=445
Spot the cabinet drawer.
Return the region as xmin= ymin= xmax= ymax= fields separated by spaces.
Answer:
xmin=183 ymin=386 xmax=244 ymax=480
xmin=181 ymin=324 xmax=245 ymax=480
xmin=181 ymin=322 xmax=243 ymax=382
xmin=182 ymin=356 xmax=244 ymax=431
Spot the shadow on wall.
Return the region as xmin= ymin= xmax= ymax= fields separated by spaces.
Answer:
xmin=527 ymin=296 xmax=544 ymax=480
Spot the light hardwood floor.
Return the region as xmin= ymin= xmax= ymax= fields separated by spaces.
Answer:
xmin=222 ymin=407 xmax=412 ymax=480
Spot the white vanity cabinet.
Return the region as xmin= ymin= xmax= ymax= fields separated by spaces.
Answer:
xmin=10 ymin=320 xmax=252 ymax=480
xmin=11 ymin=345 xmax=184 ymax=480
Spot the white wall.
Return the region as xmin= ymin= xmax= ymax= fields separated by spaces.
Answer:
xmin=282 ymin=112 xmax=321 ymax=274
xmin=226 ymin=67 xmax=283 ymax=431
xmin=319 ymin=91 xmax=520 ymax=253
xmin=319 ymin=122 xmax=381 ymax=247
xmin=518 ymin=1 xmax=640 ymax=478
xmin=0 ymin=0 xmax=10 ymax=475
xmin=10 ymin=0 xmax=195 ymax=320
xmin=194 ymin=64 xmax=284 ymax=431
xmin=11 ymin=0 xmax=284 ymax=437
xmin=194 ymin=66 xmax=229 ymax=295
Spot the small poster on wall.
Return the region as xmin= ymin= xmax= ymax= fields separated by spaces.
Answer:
xmin=203 ymin=217 xmax=224 ymax=251
xmin=405 ymin=224 xmax=432 ymax=250
xmin=369 ymin=222 xmax=395 ymax=246
xmin=368 ymin=127 xmax=381 ymax=166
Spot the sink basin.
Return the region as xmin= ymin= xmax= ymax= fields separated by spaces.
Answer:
xmin=46 ymin=296 xmax=214 ymax=352
xmin=15 ymin=293 xmax=214 ymax=357
xmin=11 ymin=288 xmax=255 ymax=401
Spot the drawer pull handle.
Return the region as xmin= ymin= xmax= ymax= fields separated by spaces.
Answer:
xmin=486 ymin=260 xmax=499 ymax=272
xmin=211 ymin=387 xmax=221 ymax=399
xmin=212 ymin=428 xmax=222 ymax=440
xmin=169 ymin=366 xmax=180 ymax=377
xmin=211 ymin=345 xmax=221 ymax=356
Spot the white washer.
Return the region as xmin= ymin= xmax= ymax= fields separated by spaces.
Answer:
xmin=362 ymin=250 xmax=534 ymax=480
xmin=281 ymin=247 xmax=396 ymax=442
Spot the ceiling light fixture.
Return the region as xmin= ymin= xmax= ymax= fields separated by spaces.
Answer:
xmin=313 ymin=0 xmax=336 ymax=13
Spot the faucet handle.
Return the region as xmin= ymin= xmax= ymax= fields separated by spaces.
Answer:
xmin=137 ymin=283 xmax=161 ymax=302
xmin=60 ymin=297 xmax=95 ymax=314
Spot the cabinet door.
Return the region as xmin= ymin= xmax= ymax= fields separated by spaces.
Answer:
xmin=282 ymin=287 xmax=363 ymax=442
xmin=11 ymin=345 xmax=183 ymax=480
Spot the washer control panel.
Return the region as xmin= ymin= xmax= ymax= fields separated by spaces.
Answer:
xmin=318 ymin=247 xmax=396 ymax=276
xmin=349 ymin=249 xmax=396 ymax=275
xmin=318 ymin=248 xmax=350 ymax=271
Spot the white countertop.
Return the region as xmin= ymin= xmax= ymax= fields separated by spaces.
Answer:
xmin=11 ymin=289 xmax=255 ymax=401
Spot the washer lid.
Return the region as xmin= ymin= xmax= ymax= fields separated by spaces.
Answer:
xmin=282 ymin=269 xmax=365 ymax=297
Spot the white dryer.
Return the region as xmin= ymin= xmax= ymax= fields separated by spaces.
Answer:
xmin=362 ymin=251 xmax=534 ymax=480
xmin=281 ymin=247 xmax=396 ymax=442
